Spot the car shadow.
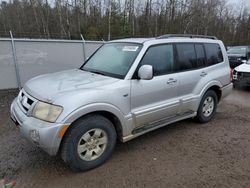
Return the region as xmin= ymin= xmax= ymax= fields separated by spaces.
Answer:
xmin=233 ymin=85 xmax=250 ymax=92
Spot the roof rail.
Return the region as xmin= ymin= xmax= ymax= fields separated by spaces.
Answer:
xmin=157 ymin=34 xmax=218 ymax=40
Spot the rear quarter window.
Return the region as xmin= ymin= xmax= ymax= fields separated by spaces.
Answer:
xmin=204 ymin=43 xmax=223 ymax=66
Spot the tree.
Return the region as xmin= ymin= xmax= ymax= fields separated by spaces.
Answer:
xmin=0 ymin=0 xmax=249 ymax=45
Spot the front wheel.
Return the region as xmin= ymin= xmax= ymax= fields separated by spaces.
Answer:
xmin=196 ymin=90 xmax=218 ymax=123
xmin=61 ymin=115 xmax=117 ymax=171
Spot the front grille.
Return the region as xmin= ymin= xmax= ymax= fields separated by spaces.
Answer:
xmin=242 ymin=72 xmax=250 ymax=78
xmin=18 ymin=90 xmax=35 ymax=114
xmin=236 ymin=72 xmax=250 ymax=80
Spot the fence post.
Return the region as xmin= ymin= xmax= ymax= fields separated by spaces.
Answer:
xmin=80 ymin=34 xmax=86 ymax=62
xmin=10 ymin=31 xmax=21 ymax=90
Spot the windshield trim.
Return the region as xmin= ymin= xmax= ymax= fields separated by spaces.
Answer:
xmin=80 ymin=42 xmax=143 ymax=79
xmin=81 ymin=67 xmax=124 ymax=79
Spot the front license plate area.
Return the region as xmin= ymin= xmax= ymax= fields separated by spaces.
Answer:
xmin=11 ymin=115 xmax=19 ymax=126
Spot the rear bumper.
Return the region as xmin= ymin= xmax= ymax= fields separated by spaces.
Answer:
xmin=10 ymin=97 xmax=65 ymax=155
xmin=221 ymin=83 xmax=233 ymax=99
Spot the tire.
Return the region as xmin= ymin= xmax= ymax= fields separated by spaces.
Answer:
xmin=196 ymin=90 xmax=218 ymax=123
xmin=61 ymin=115 xmax=117 ymax=172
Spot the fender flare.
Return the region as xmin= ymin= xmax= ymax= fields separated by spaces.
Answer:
xmin=61 ymin=103 xmax=130 ymax=136
xmin=198 ymin=80 xmax=222 ymax=103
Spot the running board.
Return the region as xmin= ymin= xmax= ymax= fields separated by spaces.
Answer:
xmin=122 ymin=111 xmax=197 ymax=142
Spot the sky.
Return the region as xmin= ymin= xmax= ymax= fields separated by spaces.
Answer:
xmin=228 ymin=0 xmax=250 ymax=8
xmin=226 ymin=0 xmax=250 ymax=15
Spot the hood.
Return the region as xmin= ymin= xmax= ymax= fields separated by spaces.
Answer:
xmin=24 ymin=69 xmax=119 ymax=103
xmin=235 ymin=63 xmax=250 ymax=73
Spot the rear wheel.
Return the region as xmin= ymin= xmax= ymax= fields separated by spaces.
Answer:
xmin=196 ymin=90 xmax=218 ymax=123
xmin=61 ymin=115 xmax=117 ymax=171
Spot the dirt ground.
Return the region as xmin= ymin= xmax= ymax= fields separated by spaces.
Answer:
xmin=0 ymin=87 xmax=250 ymax=188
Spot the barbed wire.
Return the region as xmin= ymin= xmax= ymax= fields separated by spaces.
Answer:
xmin=0 ymin=30 xmax=153 ymax=40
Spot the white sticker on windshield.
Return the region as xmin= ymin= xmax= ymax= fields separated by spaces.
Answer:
xmin=122 ymin=46 xmax=139 ymax=52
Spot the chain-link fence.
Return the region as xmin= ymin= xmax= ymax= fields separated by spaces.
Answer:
xmin=0 ymin=34 xmax=104 ymax=90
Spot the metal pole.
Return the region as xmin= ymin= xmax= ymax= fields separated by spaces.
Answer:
xmin=80 ymin=34 xmax=87 ymax=62
xmin=10 ymin=31 xmax=21 ymax=90
xmin=108 ymin=1 xmax=111 ymax=41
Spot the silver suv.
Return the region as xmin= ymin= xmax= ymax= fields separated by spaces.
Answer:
xmin=11 ymin=35 xmax=233 ymax=171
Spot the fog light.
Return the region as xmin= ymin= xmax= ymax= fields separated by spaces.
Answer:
xmin=30 ymin=129 xmax=40 ymax=143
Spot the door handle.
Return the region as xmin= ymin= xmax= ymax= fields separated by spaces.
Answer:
xmin=200 ymin=71 xmax=207 ymax=77
xmin=167 ymin=78 xmax=177 ymax=84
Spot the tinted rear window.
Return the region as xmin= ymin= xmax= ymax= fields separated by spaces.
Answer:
xmin=176 ymin=44 xmax=196 ymax=71
xmin=204 ymin=43 xmax=223 ymax=66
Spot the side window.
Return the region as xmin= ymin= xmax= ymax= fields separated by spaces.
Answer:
xmin=176 ymin=44 xmax=196 ymax=71
xmin=139 ymin=44 xmax=174 ymax=76
xmin=204 ymin=43 xmax=223 ymax=66
xmin=195 ymin=44 xmax=206 ymax=68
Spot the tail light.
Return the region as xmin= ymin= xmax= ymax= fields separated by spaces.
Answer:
xmin=230 ymin=69 xmax=233 ymax=82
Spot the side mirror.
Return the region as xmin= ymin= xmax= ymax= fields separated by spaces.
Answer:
xmin=138 ymin=65 xmax=153 ymax=80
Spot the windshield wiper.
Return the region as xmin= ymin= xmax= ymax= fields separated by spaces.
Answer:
xmin=80 ymin=68 xmax=103 ymax=75
xmin=90 ymin=70 xmax=105 ymax=76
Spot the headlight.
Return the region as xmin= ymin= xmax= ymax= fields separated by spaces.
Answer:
xmin=32 ymin=101 xmax=63 ymax=122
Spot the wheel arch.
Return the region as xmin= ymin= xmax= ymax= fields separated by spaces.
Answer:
xmin=58 ymin=103 xmax=128 ymax=154
xmin=192 ymin=81 xmax=222 ymax=113
xmin=199 ymin=81 xmax=223 ymax=103
xmin=76 ymin=111 xmax=123 ymax=140
xmin=196 ymin=85 xmax=220 ymax=123
xmin=207 ymin=85 xmax=222 ymax=102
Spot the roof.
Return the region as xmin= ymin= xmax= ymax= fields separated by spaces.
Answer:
xmin=110 ymin=34 xmax=219 ymax=44
xmin=111 ymin=38 xmax=154 ymax=44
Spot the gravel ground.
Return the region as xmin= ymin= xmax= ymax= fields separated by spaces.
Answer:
xmin=0 ymin=87 xmax=250 ymax=188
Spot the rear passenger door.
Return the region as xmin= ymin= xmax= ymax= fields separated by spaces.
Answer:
xmin=175 ymin=43 xmax=208 ymax=114
xmin=176 ymin=43 xmax=224 ymax=114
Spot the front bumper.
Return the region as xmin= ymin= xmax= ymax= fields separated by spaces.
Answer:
xmin=233 ymin=72 xmax=250 ymax=86
xmin=10 ymin=97 xmax=65 ymax=155
xmin=233 ymin=79 xmax=250 ymax=86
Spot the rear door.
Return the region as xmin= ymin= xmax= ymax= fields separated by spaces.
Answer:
xmin=176 ymin=43 xmax=224 ymax=114
xmin=175 ymin=43 xmax=207 ymax=114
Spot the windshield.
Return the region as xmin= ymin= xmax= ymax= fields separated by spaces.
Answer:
xmin=227 ymin=47 xmax=247 ymax=54
xmin=81 ymin=42 xmax=142 ymax=79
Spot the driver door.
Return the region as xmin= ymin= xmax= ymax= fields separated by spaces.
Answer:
xmin=131 ymin=44 xmax=179 ymax=128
